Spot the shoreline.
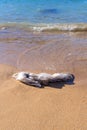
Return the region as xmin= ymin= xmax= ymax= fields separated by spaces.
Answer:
xmin=1 ymin=22 xmax=87 ymax=32
xmin=0 ymin=27 xmax=87 ymax=129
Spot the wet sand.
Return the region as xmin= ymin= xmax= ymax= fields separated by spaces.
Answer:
xmin=0 ymin=28 xmax=87 ymax=130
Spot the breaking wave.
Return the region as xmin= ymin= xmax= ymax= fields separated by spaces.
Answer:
xmin=0 ymin=22 xmax=87 ymax=32
xmin=32 ymin=23 xmax=87 ymax=32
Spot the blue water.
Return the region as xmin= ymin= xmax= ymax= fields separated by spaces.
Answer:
xmin=0 ymin=0 xmax=87 ymax=23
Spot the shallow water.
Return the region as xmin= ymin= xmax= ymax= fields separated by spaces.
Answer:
xmin=0 ymin=26 xmax=87 ymax=81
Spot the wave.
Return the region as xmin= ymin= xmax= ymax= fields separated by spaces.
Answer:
xmin=0 ymin=22 xmax=87 ymax=32
xmin=32 ymin=23 xmax=87 ymax=32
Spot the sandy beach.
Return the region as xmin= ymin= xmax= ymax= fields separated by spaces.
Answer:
xmin=0 ymin=63 xmax=87 ymax=130
xmin=0 ymin=0 xmax=87 ymax=129
xmin=0 ymin=29 xmax=87 ymax=130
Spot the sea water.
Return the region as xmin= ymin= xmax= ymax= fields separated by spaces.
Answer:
xmin=0 ymin=0 xmax=87 ymax=24
xmin=0 ymin=0 xmax=87 ymax=79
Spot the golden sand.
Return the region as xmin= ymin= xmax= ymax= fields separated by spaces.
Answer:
xmin=0 ymin=64 xmax=86 ymax=130
xmin=0 ymin=30 xmax=87 ymax=129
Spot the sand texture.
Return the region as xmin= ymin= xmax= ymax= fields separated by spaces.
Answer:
xmin=0 ymin=30 xmax=87 ymax=130
xmin=0 ymin=64 xmax=86 ymax=130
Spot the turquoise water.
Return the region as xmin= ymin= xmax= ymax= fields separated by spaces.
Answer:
xmin=0 ymin=0 xmax=87 ymax=23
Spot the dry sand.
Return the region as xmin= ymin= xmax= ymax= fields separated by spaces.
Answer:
xmin=0 ymin=64 xmax=87 ymax=130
